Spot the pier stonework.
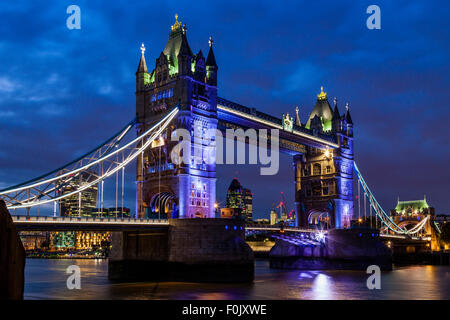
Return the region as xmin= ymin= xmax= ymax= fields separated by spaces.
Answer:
xmin=108 ymin=218 xmax=254 ymax=282
xmin=269 ymin=229 xmax=392 ymax=271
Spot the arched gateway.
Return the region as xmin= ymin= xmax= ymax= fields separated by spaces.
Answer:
xmin=135 ymin=16 xmax=354 ymax=229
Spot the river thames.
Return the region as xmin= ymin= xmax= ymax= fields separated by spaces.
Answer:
xmin=24 ymin=259 xmax=450 ymax=300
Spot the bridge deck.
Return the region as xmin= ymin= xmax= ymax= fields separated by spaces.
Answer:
xmin=12 ymin=215 xmax=169 ymax=232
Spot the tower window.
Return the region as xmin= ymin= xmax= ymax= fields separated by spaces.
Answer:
xmin=326 ymin=166 xmax=331 ymax=173
xmin=343 ymin=138 xmax=348 ymax=147
xmin=323 ymin=187 xmax=329 ymax=195
xmin=313 ymin=163 xmax=321 ymax=175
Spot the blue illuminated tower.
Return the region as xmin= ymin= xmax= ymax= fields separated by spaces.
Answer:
xmin=135 ymin=15 xmax=218 ymax=219
xmin=295 ymin=89 xmax=354 ymax=229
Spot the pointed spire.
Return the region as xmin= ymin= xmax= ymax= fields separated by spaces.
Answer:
xmin=295 ymin=106 xmax=301 ymax=126
xmin=196 ymin=49 xmax=204 ymax=59
xmin=345 ymin=102 xmax=353 ymax=124
xmin=137 ymin=42 xmax=148 ymax=73
xmin=317 ymin=86 xmax=327 ymax=100
xmin=206 ymin=36 xmax=217 ymax=67
xmin=171 ymin=13 xmax=182 ymax=31
xmin=332 ymin=97 xmax=340 ymax=119
xmin=178 ymin=27 xmax=193 ymax=57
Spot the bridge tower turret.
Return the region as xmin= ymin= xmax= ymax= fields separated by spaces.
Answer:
xmin=295 ymin=87 xmax=354 ymax=229
xmin=135 ymin=15 xmax=218 ymax=219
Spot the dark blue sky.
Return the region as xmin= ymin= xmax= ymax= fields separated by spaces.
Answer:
xmin=0 ymin=1 xmax=449 ymax=218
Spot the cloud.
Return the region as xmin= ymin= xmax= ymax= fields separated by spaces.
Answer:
xmin=0 ymin=77 xmax=18 ymax=93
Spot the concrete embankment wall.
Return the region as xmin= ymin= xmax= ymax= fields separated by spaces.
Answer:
xmin=0 ymin=200 xmax=26 ymax=300
xmin=109 ymin=218 xmax=254 ymax=282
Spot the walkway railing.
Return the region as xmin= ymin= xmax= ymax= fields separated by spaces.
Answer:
xmin=12 ymin=215 xmax=169 ymax=225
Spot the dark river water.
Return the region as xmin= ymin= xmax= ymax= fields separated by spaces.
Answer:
xmin=24 ymin=259 xmax=450 ymax=300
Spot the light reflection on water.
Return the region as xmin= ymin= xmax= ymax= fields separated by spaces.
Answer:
xmin=24 ymin=259 xmax=450 ymax=300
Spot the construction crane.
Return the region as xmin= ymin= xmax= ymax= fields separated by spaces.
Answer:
xmin=276 ymin=192 xmax=296 ymax=226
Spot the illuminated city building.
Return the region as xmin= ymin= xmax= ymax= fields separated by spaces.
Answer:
xmin=253 ymin=218 xmax=269 ymax=224
xmin=390 ymin=196 xmax=436 ymax=234
xmin=75 ymin=232 xmax=111 ymax=250
xmin=389 ymin=197 xmax=441 ymax=250
xmin=91 ymin=207 xmax=131 ymax=218
xmin=50 ymin=232 xmax=76 ymax=249
xmin=390 ymin=197 xmax=435 ymax=217
xmin=20 ymin=231 xmax=49 ymax=251
xmin=220 ymin=207 xmax=240 ymax=219
xmin=270 ymin=209 xmax=278 ymax=225
xmin=224 ymin=178 xmax=253 ymax=221
xmin=58 ymin=170 xmax=98 ymax=217
xmin=243 ymin=188 xmax=253 ymax=221
xmin=49 ymin=231 xmax=111 ymax=251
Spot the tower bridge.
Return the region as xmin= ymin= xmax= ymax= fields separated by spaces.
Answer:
xmin=0 ymin=14 xmax=435 ymax=239
xmin=0 ymin=15 xmax=439 ymax=280
xmin=134 ymin=15 xmax=354 ymax=228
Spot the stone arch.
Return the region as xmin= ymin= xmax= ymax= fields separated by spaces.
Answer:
xmin=150 ymin=192 xmax=177 ymax=218
xmin=307 ymin=209 xmax=331 ymax=229
xmin=194 ymin=211 xmax=204 ymax=218
xmin=143 ymin=185 xmax=178 ymax=219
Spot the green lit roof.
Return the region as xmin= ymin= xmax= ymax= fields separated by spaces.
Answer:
xmin=161 ymin=16 xmax=192 ymax=76
xmin=305 ymin=87 xmax=333 ymax=131
xmin=395 ymin=198 xmax=429 ymax=212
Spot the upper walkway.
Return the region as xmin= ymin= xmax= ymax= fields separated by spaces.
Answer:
xmin=217 ymin=97 xmax=339 ymax=153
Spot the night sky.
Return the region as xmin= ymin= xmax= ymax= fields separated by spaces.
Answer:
xmin=0 ymin=1 xmax=449 ymax=218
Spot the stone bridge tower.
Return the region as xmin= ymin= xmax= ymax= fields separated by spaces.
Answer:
xmin=295 ymin=87 xmax=354 ymax=229
xmin=135 ymin=15 xmax=218 ymax=219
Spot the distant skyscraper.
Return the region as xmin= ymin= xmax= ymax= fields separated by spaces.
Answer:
xmin=58 ymin=170 xmax=98 ymax=217
xmin=270 ymin=209 xmax=278 ymax=225
xmin=243 ymin=188 xmax=253 ymax=221
xmin=225 ymin=178 xmax=253 ymax=221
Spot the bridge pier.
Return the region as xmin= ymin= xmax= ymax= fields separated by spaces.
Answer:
xmin=108 ymin=218 xmax=254 ymax=282
xmin=270 ymin=228 xmax=392 ymax=271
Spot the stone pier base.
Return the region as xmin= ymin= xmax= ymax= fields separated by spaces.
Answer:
xmin=108 ymin=219 xmax=254 ymax=282
xmin=270 ymin=228 xmax=392 ymax=271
